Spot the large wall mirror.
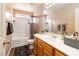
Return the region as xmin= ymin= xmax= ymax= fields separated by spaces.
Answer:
xmin=42 ymin=15 xmax=52 ymax=33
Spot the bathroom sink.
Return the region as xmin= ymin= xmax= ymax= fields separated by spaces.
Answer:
xmin=64 ymin=38 xmax=79 ymax=49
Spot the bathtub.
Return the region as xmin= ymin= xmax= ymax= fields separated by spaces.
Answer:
xmin=11 ymin=36 xmax=30 ymax=48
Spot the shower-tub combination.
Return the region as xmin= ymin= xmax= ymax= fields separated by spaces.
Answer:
xmin=12 ymin=17 xmax=38 ymax=48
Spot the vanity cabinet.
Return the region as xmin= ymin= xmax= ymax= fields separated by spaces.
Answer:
xmin=33 ymin=37 xmax=38 ymax=55
xmin=37 ymin=44 xmax=43 ymax=56
xmin=43 ymin=49 xmax=52 ymax=56
xmin=33 ymin=37 xmax=65 ymax=56
xmin=37 ymin=39 xmax=43 ymax=56
xmin=54 ymin=49 xmax=65 ymax=56
xmin=43 ymin=41 xmax=54 ymax=56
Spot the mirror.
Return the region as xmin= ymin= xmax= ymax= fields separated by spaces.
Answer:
xmin=45 ymin=19 xmax=52 ymax=32
xmin=41 ymin=15 xmax=52 ymax=33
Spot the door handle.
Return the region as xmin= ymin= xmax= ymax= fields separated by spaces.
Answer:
xmin=3 ymin=42 xmax=10 ymax=45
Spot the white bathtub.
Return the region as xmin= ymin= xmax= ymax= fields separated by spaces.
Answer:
xmin=11 ymin=36 xmax=30 ymax=48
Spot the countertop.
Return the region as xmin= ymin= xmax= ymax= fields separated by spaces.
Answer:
xmin=34 ymin=33 xmax=79 ymax=56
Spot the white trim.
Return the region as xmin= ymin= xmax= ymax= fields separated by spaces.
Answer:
xmin=7 ymin=47 xmax=12 ymax=56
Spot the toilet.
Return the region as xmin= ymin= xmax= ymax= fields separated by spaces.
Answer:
xmin=27 ymin=39 xmax=34 ymax=49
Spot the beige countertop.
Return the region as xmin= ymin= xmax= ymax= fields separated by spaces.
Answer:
xmin=34 ymin=33 xmax=79 ymax=56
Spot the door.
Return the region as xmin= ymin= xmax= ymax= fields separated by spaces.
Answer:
xmin=0 ymin=4 xmax=2 ymax=54
xmin=0 ymin=4 xmax=12 ymax=56
xmin=3 ymin=35 xmax=12 ymax=55
xmin=0 ymin=3 xmax=5 ymax=55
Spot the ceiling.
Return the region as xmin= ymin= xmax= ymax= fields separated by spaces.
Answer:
xmin=44 ymin=3 xmax=71 ymax=14
xmin=5 ymin=3 xmax=71 ymax=16
xmin=6 ymin=3 xmax=45 ymax=12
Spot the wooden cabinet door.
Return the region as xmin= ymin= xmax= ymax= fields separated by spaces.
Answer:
xmin=33 ymin=37 xmax=38 ymax=55
xmin=37 ymin=44 xmax=43 ymax=56
xmin=55 ymin=49 xmax=65 ymax=56
xmin=43 ymin=42 xmax=54 ymax=56
xmin=43 ymin=49 xmax=52 ymax=56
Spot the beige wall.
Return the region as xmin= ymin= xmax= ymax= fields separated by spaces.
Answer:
xmin=48 ymin=4 xmax=79 ymax=34
xmin=52 ymin=4 xmax=75 ymax=34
